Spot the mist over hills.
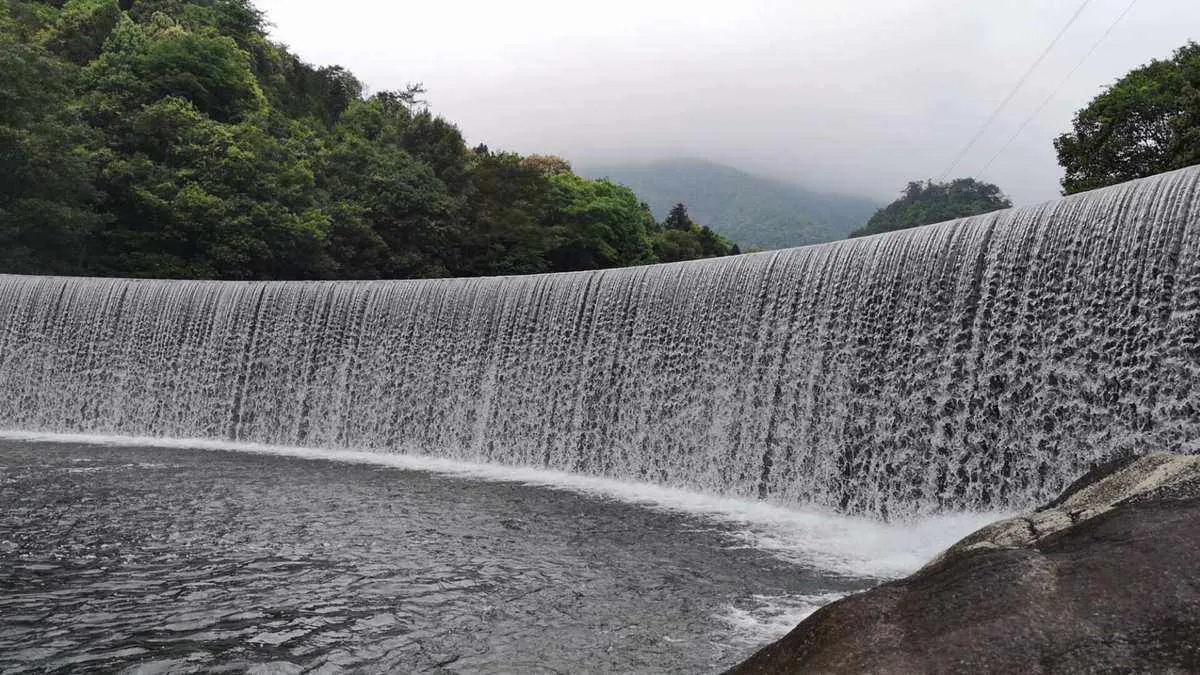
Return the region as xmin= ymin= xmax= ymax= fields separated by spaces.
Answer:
xmin=582 ymin=159 xmax=881 ymax=250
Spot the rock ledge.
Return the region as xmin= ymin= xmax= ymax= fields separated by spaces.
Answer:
xmin=731 ymin=453 xmax=1200 ymax=674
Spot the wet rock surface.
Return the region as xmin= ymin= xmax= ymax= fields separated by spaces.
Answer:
xmin=732 ymin=453 xmax=1200 ymax=674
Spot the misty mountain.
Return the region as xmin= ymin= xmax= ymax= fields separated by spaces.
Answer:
xmin=582 ymin=159 xmax=880 ymax=250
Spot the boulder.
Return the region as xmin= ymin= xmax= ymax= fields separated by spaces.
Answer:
xmin=730 ymin=453 xmax=1200 ymax=674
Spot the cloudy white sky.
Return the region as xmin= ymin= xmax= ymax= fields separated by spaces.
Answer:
xmin=255 ymin=0 xmax=1197 ymax=205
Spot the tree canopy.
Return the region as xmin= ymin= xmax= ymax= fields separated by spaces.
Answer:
xmin=0 ymin=0 xmax=736 ymax=280
xmin=1055 ymin=42 xmax=1200 ymax=195
xmin=653 ymin=203 xmax=738 ymax=261
xmin=850 ymin=178 xmax=1012 ymax=237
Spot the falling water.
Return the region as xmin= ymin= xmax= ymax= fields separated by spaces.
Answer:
xmin=1 ymin=168 xmax=1197 ymax=517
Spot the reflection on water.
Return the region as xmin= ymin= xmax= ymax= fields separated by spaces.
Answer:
xmin=0 ymin=441 xmax=870 ymax=672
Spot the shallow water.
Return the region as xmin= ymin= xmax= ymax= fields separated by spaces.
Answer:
xmin=0 ymin=440 xmax=883 ymax=673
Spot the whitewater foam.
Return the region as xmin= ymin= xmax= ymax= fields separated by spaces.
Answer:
xmin=721 ymin=592 xmax=850 ymax=644
xmin=0 ymin=430 xmax=1003 ymax=579
xmin=3 ymin=168 xmax=1196 ymax=518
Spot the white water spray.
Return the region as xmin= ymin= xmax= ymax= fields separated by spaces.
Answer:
xmin=1 ymin=167 xmax=1197 ymax=517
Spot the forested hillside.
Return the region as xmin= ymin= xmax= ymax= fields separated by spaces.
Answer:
xmin=583 ymin=159 xmax=879 ymax=250
xmin=851 ymin=178 xmax=1012 ymax=238
xmin=0 ymin=0 xmax=735 ymax=280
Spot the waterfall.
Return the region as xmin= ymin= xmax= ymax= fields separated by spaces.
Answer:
xmin=1 ymin=167 xmax=1197 ymax=517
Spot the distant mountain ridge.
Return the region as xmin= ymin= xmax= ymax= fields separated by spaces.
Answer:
xmin=582 ymin=159 xmax=880 ymax=250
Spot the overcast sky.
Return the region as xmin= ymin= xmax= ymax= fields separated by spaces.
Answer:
xmin=255 ymin=0 xmax=1197 ymax=206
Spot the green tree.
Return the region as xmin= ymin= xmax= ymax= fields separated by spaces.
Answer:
xmin=1055 ymin=42 xmax=1200 ymax=194
xmin=5 ymin=1 xmax=60 ymax=42
xmin=84 ymin=12 xmax=264 ymax=125
xmin=93 ymin=97 xmax=330 ymax=278
xmin=0 ymin=0 xmax=738 ymax=280
xmin=663 ymin=202 xmax=693 ymax=230
xmin=453 ymin=149 xmax=553 ymax=276
xmin=321 ymin=96 xmax=456 ymax=278
xmin=650 ymin=202 xmax=737 ymax=262
xmin=851 ymin=178 xmax=1011 ymax=237
xmin=0 ymin=41 xmax=104 ymax=274
xmin=35 ymin=0 xmax=122 ymax=65
xmin=543 ymin=174 xmax=656 ymax=271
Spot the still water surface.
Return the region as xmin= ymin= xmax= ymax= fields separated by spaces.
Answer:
xmin=0 ymin=440 xmax=879 ymax=672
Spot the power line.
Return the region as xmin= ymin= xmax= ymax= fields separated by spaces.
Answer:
xmin=938 ymin=0 xmax=1094 ymax=181
xmin=977 ymin=0 xmax=1137 ymax=177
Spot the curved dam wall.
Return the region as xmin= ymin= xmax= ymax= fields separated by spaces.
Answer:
xmin=1 ymin=167 xmax=1197 ymax=517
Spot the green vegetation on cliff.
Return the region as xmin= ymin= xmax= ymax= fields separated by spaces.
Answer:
xmin=0 ymin=0 xmax=735 ymax=280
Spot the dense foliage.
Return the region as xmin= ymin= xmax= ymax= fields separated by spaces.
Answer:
xmin=1055 ymin=42 xmax=1200 ymax=195
xmin=655 ymin=203 xmax=740 ymax=261
xmin=850 ymin=178 xmax=1012 ymax=237
xmin=0 ymin=0 xmax=735 ymax=280
xmin=585 ymin=159 xmax=879 ymax=250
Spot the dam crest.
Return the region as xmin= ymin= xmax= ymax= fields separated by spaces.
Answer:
xmin=1 ymin=167 xmax=1197 ymax=517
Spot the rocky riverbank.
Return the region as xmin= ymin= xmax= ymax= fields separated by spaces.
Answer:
xmin=731 ymin=453 xmax=1200 ymax=673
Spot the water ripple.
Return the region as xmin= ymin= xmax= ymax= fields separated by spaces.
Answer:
xmin=0 ymin=440 xmax=874 ymax=672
